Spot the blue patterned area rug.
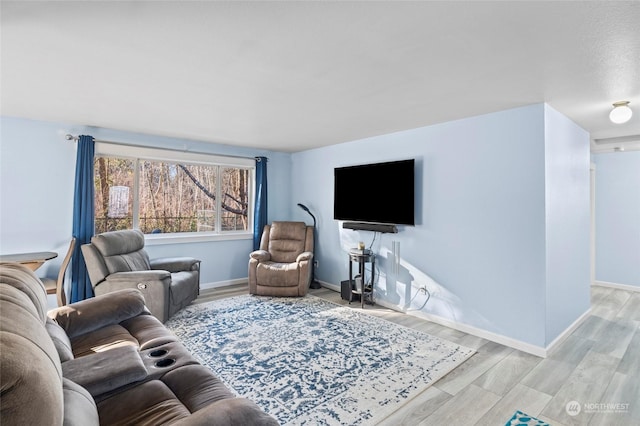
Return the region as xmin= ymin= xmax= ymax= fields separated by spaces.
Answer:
xmin=166 ymin=295 xmax=475 ymax=425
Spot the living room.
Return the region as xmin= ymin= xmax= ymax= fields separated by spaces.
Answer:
xmin=1 ymin=1 xmax=639 ymax=425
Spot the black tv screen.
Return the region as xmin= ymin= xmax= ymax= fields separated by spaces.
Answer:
xmin=334 ymin=159 xmax=415 ymax=226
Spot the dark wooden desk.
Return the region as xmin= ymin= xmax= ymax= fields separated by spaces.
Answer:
xmin=0 ymin=251 xmax=58 ymax=271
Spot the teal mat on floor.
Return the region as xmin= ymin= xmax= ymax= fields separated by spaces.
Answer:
xmin=505 ymin=410 xmax=550 ymax=426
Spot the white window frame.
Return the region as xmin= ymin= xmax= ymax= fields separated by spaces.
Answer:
xmin=95 ymin=143 xmax=255 ymax=245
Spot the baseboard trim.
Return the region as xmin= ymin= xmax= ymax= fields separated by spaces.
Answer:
xmin=593 ymin=280 xmax=640 ymax=292
xmin=318 ymin=281 xmax=547 ymax=356
xmin=544 ymin=307 xmax=592 ymax=357
xmin=200 ymin=278 xmax=247 ymax=290
xmin=377 ymin=299 xmax=548 ymax=357
xmin=319 ymin=281 xmax=594 ymax=358
xmin=319 ymin=281 xmax=340 ymax=292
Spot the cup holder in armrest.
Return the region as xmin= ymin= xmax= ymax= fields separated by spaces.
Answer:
xmin=154 ymin=358 xmax=176 ymax=368
xmin=148 ymin=349 xmax=168 ymax=358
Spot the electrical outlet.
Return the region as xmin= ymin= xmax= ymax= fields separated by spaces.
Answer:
xmin=314 ymin=260 xmax=319 ymax=268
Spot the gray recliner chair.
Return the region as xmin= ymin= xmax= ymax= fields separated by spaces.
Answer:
xmin=249 ymin=221 xmax=314 ymax=297
xmin=81 ymin=229 xmax=200 ymax=322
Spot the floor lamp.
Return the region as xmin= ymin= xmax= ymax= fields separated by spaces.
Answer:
xmin=297 ymin=203 xmax=321 ymax=289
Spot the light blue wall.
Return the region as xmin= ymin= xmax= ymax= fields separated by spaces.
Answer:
xmin=0 ymin=116 xmax=290 ymax=290
xmin=543 ymin=105 xmax=591 ymax=344
xmin=293 ymin=104 xmax=553 ymax=347
xmin=2 ymin=104 xmax=592 ymax=350
xmin=593 ymin=151 xmax=640 ymax=287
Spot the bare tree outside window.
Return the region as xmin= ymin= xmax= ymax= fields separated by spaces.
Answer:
xmin=221 ymin=167 xmax=249 ymax=231
xmin=94 ymin=156 xmax=251 ymax=234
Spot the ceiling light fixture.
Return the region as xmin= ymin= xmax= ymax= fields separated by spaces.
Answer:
xmin=609 ymin=101 xmax=633 ymax=124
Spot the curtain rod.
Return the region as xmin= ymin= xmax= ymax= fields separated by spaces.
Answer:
xmin=65 ymin=134 xmax=266 ymax=162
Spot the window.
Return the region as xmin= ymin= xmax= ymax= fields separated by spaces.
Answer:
xmin=93 ymin=143 xmax=254 ymax=238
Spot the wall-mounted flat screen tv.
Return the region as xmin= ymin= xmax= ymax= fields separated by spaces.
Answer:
xmin=334 ymin=159 xmax=415 ymax=226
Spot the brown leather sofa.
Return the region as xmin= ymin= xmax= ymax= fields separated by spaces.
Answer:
xmin=0 ymin=262 xmax=278 ymax=426
xmin=248 ymin=221 xmax=314 ymax=297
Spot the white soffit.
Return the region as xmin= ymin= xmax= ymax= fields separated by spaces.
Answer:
xmin=592 ymin=135 xmax=640 ymax=153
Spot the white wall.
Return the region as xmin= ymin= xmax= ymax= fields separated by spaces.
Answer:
xmin=292 ymin=103 xmax=591 ymax=351
xmin=593 ymin=151 xmax=640 ymax=287
xmin=0 ymin=116 xmax=290 ymax=293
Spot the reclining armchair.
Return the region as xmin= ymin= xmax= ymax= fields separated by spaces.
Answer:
xmin=249 ymin=221 xmax=314 ymax=297
xmin=81 ymin=229 xmax=200 ymax=322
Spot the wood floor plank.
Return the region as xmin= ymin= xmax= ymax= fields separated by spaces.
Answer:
xmin=520 ymin=358 xmax=576 ymax=396
xmin=571 ymin=315 xmax=610 ymax=341
xmin=588 ymin=371 xmax=640 ymax=426
xmin=453 ymin=333 xmax=490 ymax=351
xmin=417 ymin=384 xmax=500 ymax=426
xmin=617 ymin=292 xmax=640 ymax=321
xmin=540 ymin=350 xmax=620 ymax=425
xmin=434 ymin=341 xmax=513 ymax=396
xmin=536 ymin=414 xmax=568 ymax=426
xmin=474 ymin=383 xmax=552 ymax=426
xmin=473 ymin=350 xmax=542 ymax=396
xmin=590 ymin=317 xmax=638 ymax=359
xmin=548 ymin=334 xmax=594 ymax=364
xmin=376 ymin=386 xmax=452 ymax=426
xmin=590 ymin=289 xmax=632 ymax=320
xmin=617 ymin=327 xmax=640 ymax=378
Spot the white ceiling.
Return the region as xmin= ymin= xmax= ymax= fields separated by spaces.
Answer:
xmin=2 ymin=1 xmax=639 ymax=153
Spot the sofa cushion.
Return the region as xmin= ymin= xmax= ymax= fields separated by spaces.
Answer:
xmin=46 ymin=317 xmax=75 ymax=362
xmin=0 ymin=262 xmax=49 ymax=323
xmin=62 ymin=378 xmax=99 ymax=426
xmin=0 ymin=281 xmax=42 ymax=326
xmin=256 ymin=261 xmax=300 ymax=287
xmin=91 ymin=229 xmax=152 ymax=273
xmin=172 ymin=397 xmax=281 ymax=426
xmin=70 ymin=324 xmax=140 ymax=358
xmin=162 ymin=365 xmax=236 ymax=412
xmin=267 ymin=221 xmax=307 ymax=263
xmin=0 ymin=332 xmax=65 ymax=425
xmin=91 ymin=229 xmax=146 ymax=257
xmin=104 ymin=250 xmax=152 ymax=274
xmin=0 ymin=285 xmax=64 ymax=425
xmin=97 ymin=380 xmax=192 ymax=425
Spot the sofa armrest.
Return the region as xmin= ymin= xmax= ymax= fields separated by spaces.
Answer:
xmin=250 ymin=250 xmax=271 ymax=262
xmin=62 ymin=345 xmax=148 ymax=397
xmin=97 ymin=271 xmax=171 ymax=323
xmin=150 ymin=257 xmax=200 ymax=273
xmin=62 ymin=378 xmax=100 ymax=426
xmin=49 ymin=289 xmax=147 ymax=338
xmin=106 ymin=270 xmax=171 ymax=283
xmin=296 ymin=251 xmax=313 ymax=263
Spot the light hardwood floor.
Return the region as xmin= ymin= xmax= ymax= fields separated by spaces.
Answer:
xmin=194 ymin=284 xmax=640 ymax=426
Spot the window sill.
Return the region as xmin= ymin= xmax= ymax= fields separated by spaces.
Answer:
xmin=144 ymin=232 xmax=252 ymax=246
